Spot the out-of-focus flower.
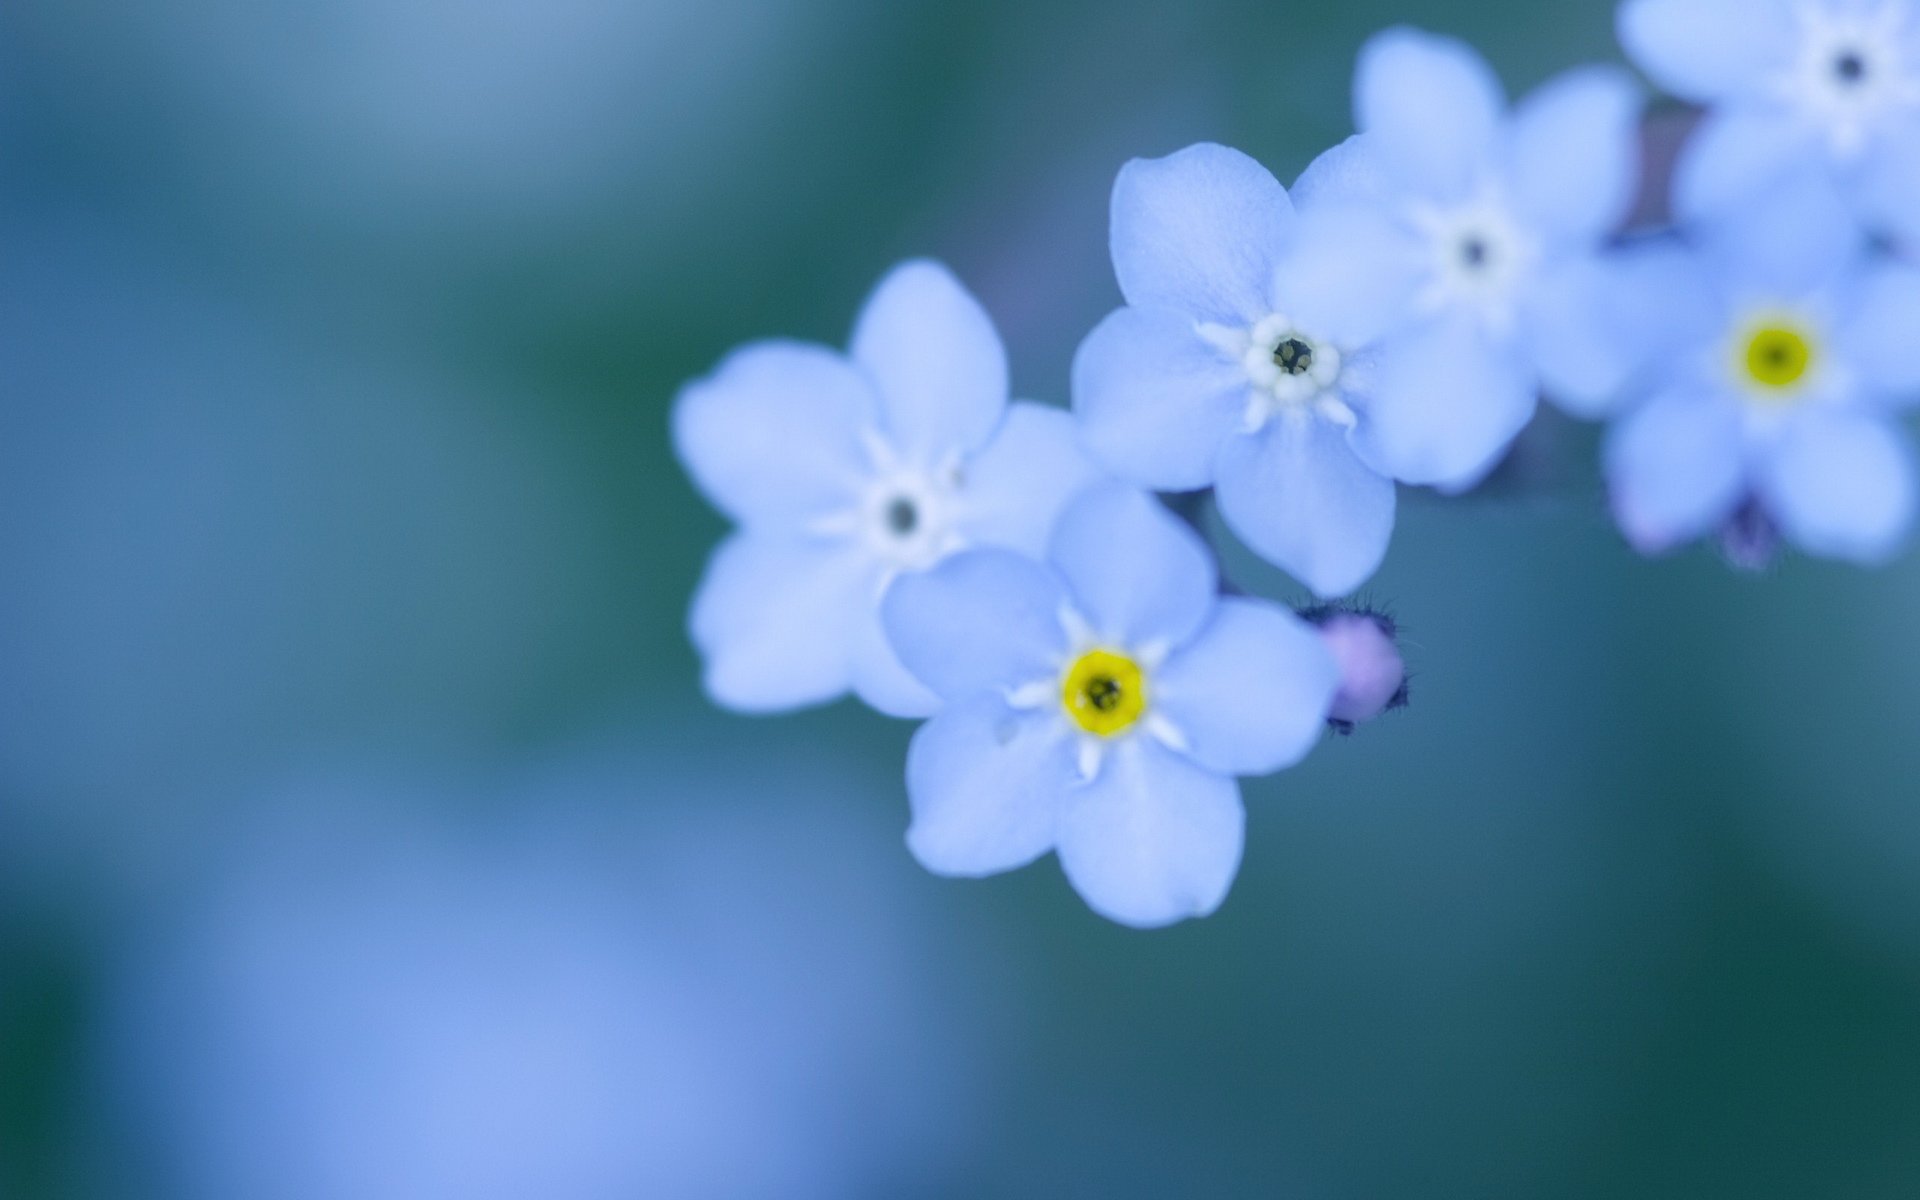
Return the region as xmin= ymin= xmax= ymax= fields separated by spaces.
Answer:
xmin=1284 ymin=30 xmax=1644 ymax=484
xmin=95 ymin=752 xmax=993 ymax=1200
xmin=1619 ymin=0 xmax=1920 ymax=246
xmin=881 ymin=484 xmax=1338 ymax=928
xmin=676 ymin=260 xmax=1101 ymax=718
xmin=18 ymin=0 xmax=857 ymax=236
xmin=1602 ymin=200 xmax=1920 ymax=563
xmin=1071 ymin=143 xmax=1397 ymax=599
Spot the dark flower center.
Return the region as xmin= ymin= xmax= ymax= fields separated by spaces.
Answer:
xmin=1081 ymin=674 xmax=1125 ymax=712
xmin=1835 ymin=50 xmax=1867 ymax=84
xmin=1272 ymin=337 xmax=1314 ymax=376
xmin=885 ymin=496 xmax=919 ymax=536
xmin=1459 ymin=236 xmax=1491 ymax=270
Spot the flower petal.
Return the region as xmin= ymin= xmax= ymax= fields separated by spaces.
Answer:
xmin=1760 ymin=412 xmax=1916 ymax=563
xmin=689 ymin=533 xmax=874 ymax=712
xmin=882 ymin=549 xmax=1070 ymax=702
xmin=1154 ymin=598 xmax=1339 ymax=777
xmin=1055 ymin=739 xmax=1244 ymax=928
xmin=1674 ymin=106 xmax=1818 ymax=225
xmin=1273 ymin=203 xmax=1423 ymax=347
xmin=905 ymin=696 xmax=1074 ymax=878
xmin=1504 ymin=65 xmax=1642 ymax=244
xmin=673 ymin=340 xmax=878 ymax=529
xmin=850 ymin=259 xmax=1008 ymax=460
xmin=1696 ymin=154 xmax=1859 ymax=297
xmin=1349 ymin=316 xmax=1536 ymax=488
xmin=1290 ymin=133 xmax=1393 ymax=210
xmin=959 ymin=402 xmax=1105 ymax=557
xmin=1616 ymin=0 xmax=1793 ymax=103
xmin=1213 ymin=414 xmax=1397 ymax=599
xmin=1355 ymin=27 xmax=1506 ymax=199
xmin=1525 ymin=241 xmax=1720 ymax=419
xmin=1109 ymin=142 xmax=1296 ymax=326
xmin=850 ymin=601 xmax=941 ymax=718
xmin=1048 ymin=484 xmax=1216 ymax=651
xmin=1603 ymin=390 xmax=1746 ymax=553
xmin=1839 ymin=259 xmax=1920 ymax=401
xmin=1856 ymin=124 xmax=1920 ymax=248
xmin=1071 ymin=306 xmax=1248 ymax=491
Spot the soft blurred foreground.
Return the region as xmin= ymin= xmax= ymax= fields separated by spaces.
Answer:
xmin=3 ymin=0 xmax=1920 ymax=1197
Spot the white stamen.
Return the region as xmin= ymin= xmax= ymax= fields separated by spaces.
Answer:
xmin=1005 ymin=679 xmax=1053 ymax=710
xmin=1316 ymin=396 xmax=1359 ymax=428
xmin=1076 ymin=737 xmax=1105 ymax=783
xmin=1145 ymin=713 xmax=1189 ymax=753
xmin=1058 ymin=605 xmax=1100 ymax=652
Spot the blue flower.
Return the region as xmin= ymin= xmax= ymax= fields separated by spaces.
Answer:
xmin=1284 ymin=30 xmax=1645 ymax=482
xmin=1619 ymin=0 xmax=1920 ymax=247
xmin=1072 ymin=34 xmax=1641 ymax=597
xmin=1072 ymin=142 xmax=1399 ymax=599
xmin=675 ymin=260 xmax=1101 ymax=717
xmin=880 ymin=484 xmax=1340 ymax=928
xmin=1601 ymin=210 xmax=1920 ymax=562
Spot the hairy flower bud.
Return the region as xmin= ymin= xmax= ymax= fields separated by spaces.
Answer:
xmin=1302 ymin=607 xmax=1409 ymax=734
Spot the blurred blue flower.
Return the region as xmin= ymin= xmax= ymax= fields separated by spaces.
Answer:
xmin=676 ymin=260 xmax=1101 ymax=717
xmin=1071 ymin=142 xmax=1397 ymax=598
xmin=1602 ymin=208 xmax=1920 ymax=562
xmin=1620 ymin=0 xmax=1920 ymax=245
xmin=881 ymin=484 xmax=1338 ymax=928
xmin=1284 ymin=30 xmax=1643 ymax=485
xmin=96 ymin=750 xmax=996 ymax=1200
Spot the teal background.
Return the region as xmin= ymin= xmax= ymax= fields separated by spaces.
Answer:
xmin=4 ymin=0 xmax=1920 ymax=1195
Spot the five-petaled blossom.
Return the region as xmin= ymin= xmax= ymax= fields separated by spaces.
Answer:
xmin=675 ymin=260 xmax=1101 ymax=717
xmin=1283 ymin=29 xmax=1645 ymax=486
xmin=1602 ymin=204 xmax=1920 ymax=562
xmin=880 ymin=484 xmax=1340 ymax=928
xmin=1620 ymin=0 xmax=1920 ymax=247
xmin=1072 ymin=142 xmax=1401 ymax=599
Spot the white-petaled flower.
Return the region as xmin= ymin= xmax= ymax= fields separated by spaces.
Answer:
xmin=675 ymin=260 xmax=1102 ymax=717
xmin=880 ymin=484 xmax=1340 ymax=929
xmin=1601 ymin=213 xmax=1920 ymax=563
xmin=1620 ymin=0 xmax=1920 ymax=245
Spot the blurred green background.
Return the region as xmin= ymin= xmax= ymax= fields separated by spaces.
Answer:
xmin=4 ymin=0 xmax=1920 ymax=1196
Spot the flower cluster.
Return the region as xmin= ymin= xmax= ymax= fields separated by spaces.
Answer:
xmin=675 ymin=5 xmax=1920 ymax=928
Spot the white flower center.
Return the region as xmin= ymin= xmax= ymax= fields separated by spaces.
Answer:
xmin=1405 ymin=192 xmax=1536 ymax=334
xmin=1775 ymin=0 xmax=1920 ymax=158
xmin=1407 ymin=192 xmax=1536 ymax=334
xmin=860 ymin=466 xmax=960 ymax=571
xmin=1198 ymin=314 xmax=1355 ymax=433
xmin=809 ymin=428 xmax=967 ymax=574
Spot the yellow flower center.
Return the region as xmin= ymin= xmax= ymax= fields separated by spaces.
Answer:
xmin=1743 ymin=323 xmax=1815 ymax=395
xmin=1060 ymin=648 xmax=1148 ymax=738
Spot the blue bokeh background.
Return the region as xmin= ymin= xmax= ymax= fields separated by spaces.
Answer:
xmin=4 ymin=0 xmax=1919 ymax=1196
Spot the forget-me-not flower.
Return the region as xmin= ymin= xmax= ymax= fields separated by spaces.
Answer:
xmin=1620 ymin=0 xmax=1920 ymax=245
xmin=1602 ymin=190 xmax=1920 ymax=562
xmin=1073 ymin=34 xmax=1641 ymax=597
xmin=1284 ymin=30 xmax=1644 ymax=480
xmin=1071 ymin=142 xmax=1401 ymax=599
xmin=880 ymin=484 xmax=1340 ymax=928
xmin=676 ymin=260 xmax=1101 ymax=717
